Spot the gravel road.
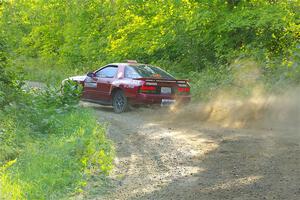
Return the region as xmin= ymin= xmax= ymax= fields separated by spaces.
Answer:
xmin=24 ymin=80 xmax=300 ymax=199
xmin=79 ymin=100 xmax=300 ymax=200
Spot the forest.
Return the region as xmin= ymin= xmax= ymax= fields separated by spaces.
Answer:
xmin=0 ymin=0 xmax=299 ymax=199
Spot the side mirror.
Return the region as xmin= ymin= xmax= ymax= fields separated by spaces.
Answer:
xmin=87 ymin=72 xmax=95 ymax=78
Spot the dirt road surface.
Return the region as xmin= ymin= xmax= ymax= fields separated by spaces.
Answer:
xmin=24 ymin=80 xmax=300 ymax=199
xmin=79 ymin=101 xmax=300 ymax=200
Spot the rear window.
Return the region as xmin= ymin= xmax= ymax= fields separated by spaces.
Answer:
xmin=125 ymin=65 xmax=175 ymax=80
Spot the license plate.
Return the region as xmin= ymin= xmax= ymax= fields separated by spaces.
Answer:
xmin=161 ymin=87 xmax=171 ymax=94
xmin=161 ymin=99 xmax=176 ymax=106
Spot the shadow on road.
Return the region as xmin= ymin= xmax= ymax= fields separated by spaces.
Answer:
xmin=80 ymin=102 xmax=300 ymax=200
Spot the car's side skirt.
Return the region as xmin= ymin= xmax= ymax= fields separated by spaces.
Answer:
xmin=81 ymin=98 xmax=112 ymax=106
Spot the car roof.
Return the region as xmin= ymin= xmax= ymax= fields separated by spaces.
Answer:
xmin=109 ymin=62 xmax=148 ymax=66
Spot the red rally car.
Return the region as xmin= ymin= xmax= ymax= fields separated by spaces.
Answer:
xmin=65 ymin=61 xmax=191 ymax=113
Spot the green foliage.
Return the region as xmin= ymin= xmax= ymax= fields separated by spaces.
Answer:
xmin=0 ymin=82 xmax=114 ymax=199
xmin=1 ymin=109 xmax=113 ymax=199
xmin=1 ymin=4 xmax=114 ymax=199
xmin=0 ymin=22 xmax=24 ymax=109
xmin=0 ymin=1 xmax=299 ymax=198
xmin=14 ymin=57 xmax=77 ymax=85
xmin=0 ymin=0 xmax=299 ymax=85
xmin=187 ymin=66 xmax=234 ymax=101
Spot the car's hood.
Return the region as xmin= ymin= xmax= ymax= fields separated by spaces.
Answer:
xmin=63 ymin=75 xmax=86 ymax=82
xmin=68 ymin=75 xmax=86 ymax=81
xmin=62 ymin=75 xmax=86 ymax=85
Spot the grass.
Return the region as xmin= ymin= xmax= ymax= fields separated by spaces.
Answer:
xmin=0 ymin=83 xmax=114 ymax=199
xmin=13 ymin=57 xmax=86 ymax=86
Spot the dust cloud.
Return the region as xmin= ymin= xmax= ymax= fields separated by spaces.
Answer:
xmin=171 ymin=59 xmax=300 ymax=131
xmin=172 ymin=89 xmax=300 ymax=130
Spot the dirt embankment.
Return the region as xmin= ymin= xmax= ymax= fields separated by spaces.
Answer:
xmin=79 ymin=89 xmax=300 ymax=200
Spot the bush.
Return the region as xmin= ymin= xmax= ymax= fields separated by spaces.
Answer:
xmin=2 ymin=1 xmax=299 ymax=85
xmin=1 ymin=27 xmax=114 ymax=199
xmin=0 ymin=81 xmax=114 ymax=199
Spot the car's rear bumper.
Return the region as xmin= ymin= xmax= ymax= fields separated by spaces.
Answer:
xmin=129 ymin=93 xmax=191 ymax=105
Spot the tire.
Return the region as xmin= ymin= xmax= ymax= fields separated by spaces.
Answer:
xmin=112 ymin=90 xmax=128 ymax=113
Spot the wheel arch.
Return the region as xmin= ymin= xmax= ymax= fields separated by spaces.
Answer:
xmin=111 ymin=87 xmax=129 ymax=113
xmin=111 ymin=87 xmax=123 ymax=97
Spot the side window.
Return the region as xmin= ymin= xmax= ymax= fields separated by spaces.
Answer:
xmin=96 ymin=66 xmax=118 ymax=78
xmin=125 ymin=66 xmax=140 ymax=79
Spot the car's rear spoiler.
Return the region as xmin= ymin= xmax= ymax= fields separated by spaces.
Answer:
xmin=133 ymin=78 xmax=189 ymax=83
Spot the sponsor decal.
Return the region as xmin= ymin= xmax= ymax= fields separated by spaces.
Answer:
xmin=146 ymin=82 xmax=157 ymax=86
xmin=84 ymin=82 xmax=97 ymax=88
xmin=156 ymin=80 xmax=176 ymax=83
xmin=115 ymin=79 xmax=142 ymax=86
xmin=178 ymin=83 xmax=188 ymax=87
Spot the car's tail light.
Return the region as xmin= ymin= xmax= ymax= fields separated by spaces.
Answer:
xmin=139 ymin=85 xmax=157 ymax=94
xmin=177 ymin=87 xmax=190 ymax=93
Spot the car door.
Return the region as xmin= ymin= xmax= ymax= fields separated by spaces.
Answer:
xmin=94 ymin=65 xmax=119 ymax=101
xmin=83 ymin=73 xmax=98 ymax=100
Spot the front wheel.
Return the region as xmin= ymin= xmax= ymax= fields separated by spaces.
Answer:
xmin=112 ymin=90 xmax=128 ymax=113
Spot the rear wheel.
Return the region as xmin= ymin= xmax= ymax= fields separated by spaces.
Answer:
xmin=112 ymin=90 xmax=128 ymax=113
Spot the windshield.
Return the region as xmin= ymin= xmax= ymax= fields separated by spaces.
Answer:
xmin=125 ymin=65 xmax=175 ymax=80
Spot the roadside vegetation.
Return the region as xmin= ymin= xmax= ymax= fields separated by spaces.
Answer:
xmin=0 ymin=0 xmax=299 ymax=199
xmin=1 ymin=0 xmax=299 ymax=98
xmin=0 ymin=35 xmax=114 ymax=199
